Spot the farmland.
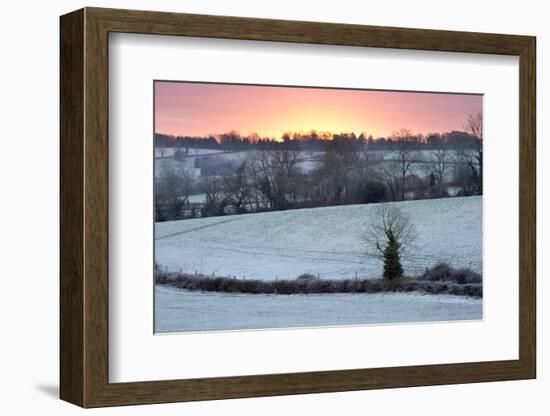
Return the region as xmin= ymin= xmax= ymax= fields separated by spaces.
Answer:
xmin=155 ymin=196 xmax=482 ymax=281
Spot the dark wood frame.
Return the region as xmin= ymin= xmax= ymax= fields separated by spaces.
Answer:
xmin=60 ymin=7 xmax=536 ymax=408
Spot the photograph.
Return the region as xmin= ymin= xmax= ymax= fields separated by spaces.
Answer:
xmin=52 ymin=5 xmax=539 ymax=409
xmin=153 ymin=81 xmax=484 ymax=333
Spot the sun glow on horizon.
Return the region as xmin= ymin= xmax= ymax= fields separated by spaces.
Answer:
xmin=155 ymin=82 xmax=482 ymax=139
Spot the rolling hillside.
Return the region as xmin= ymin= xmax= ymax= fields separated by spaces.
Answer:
xmin=155 ymin=196 xmax=482 ymax=281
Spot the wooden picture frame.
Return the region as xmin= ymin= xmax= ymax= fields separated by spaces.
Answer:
xmin=60 ymin=7 xmax=536 ymax=408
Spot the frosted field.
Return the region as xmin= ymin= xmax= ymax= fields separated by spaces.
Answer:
xmin=155 ymin=196 xmax=482 ymax=280
xmin=154 ymin=148 xmax=476 ymax=183
xmin=155 ymin=285 xmax=482 ymax=332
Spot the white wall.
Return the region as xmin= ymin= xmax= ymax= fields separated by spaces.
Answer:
xmin=0 ymin=0 xmax=546 ymax=414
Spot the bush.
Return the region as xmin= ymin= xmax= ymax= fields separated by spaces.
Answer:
xmin=296 ymin=273 xmax=316 ymax=281
xmin=420 ymin=262 xmax=482 ymax=284
xmin=452 ymin=268 xmax=482 ymax=284
xmin=421 ymin=262 xmax=452 ymax=281
xmin=357 ymin=181 xmax=387 ymax=203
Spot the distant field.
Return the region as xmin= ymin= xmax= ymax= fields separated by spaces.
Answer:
xmin=155 ymin=196 xmax=482 ymax=280
xmin=154 ymin=147 xmax=477 ymax=180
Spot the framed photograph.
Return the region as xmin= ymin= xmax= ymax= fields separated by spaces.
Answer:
xmin=60 ymin=7 xmax=536 ymax=408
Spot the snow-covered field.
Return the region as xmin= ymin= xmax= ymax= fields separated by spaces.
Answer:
xmin=155 ymin=158 xmax=201 ymax=178
xmin=155 ymin=149 xmax=252 ymax=178
xmin=155 ymin=196 xmax=482 ymax=280
xmin=155 ymin=285 xmax=482 ymax=332
xmin=188 ymin=193 xmax=207 ymax=204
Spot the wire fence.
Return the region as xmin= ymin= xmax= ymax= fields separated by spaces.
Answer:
xmin=402 ymin=253 xmax=482 ymax=270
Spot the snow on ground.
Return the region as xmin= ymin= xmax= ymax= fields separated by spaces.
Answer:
xmin=155 ymin=285 xmax=482 ymax=332
xmin=297 ymin=159 xmax=321 ymax=172
xmin=188 ymin=193 xmax=207 ymax=204
xmin=155 ymin=196 xmax=482 ymax=280
xmin=155 ymin=158 xmax=201 ymax=178
xmin=155 ymin=147 xmax=177 ymax=158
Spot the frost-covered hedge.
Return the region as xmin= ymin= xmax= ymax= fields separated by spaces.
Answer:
xmin=419 ymin=262 xmax=482 ymax=284
xmin=155 ymin=266 xmax=482 ymax=298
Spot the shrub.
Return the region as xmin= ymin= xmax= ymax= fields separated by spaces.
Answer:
xmin=420 ymin=262 xmax=482 ymax=285
xmin=452 ymin=268 xmax=482 ymax=284
xmin=421 ymin=262 xmax=452 ymax=281
xmin=296 ymin=273 xmax=316 ymax=281
xmin=357 ymin=181 xmax=386 ymax=203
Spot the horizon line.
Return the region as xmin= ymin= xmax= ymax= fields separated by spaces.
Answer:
xmin=154 ymin=128 xmax=477 ymax=142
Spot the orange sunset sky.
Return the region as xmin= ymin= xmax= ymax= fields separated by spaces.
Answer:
xmin=154 ymin=81 xmax=482 ymax=139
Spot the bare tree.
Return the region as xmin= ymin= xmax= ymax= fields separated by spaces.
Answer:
xmin=379 ymin=161 xmax=401 ymax=202
xmin=467 ymin=112 xmax=482 ymax=140
xmin=390 ymin=129 xmax=417 ymax=200
xmin=256 ymin=141 xmax=302 ymax=210
xmin=453 ymin=148 xmax=475 ymax=195
xmin=365 ymin=204 xmax=416 ymax=279
xmin=466 ymin=112 xmax=483 ymax=194
xmin=426 ymin=137 xmax=450 ymax=197
xmin=200 ymin=176 xmax=225 ymax=216
xmin=155 ymin=169 xmax=195 ymax=221
xmin=245 ymin=152 xmax=269 ymax=211
xmin=319 ymin=134 xmax=360 ymax=204
xmin=224 ymin=162 xmax=251 ymax=213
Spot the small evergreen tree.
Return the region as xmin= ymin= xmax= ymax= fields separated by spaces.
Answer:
xmin=365 ymin=204 xmax=416 ymax=280
xmin=383 ymin=231 xmax=404 ymax=279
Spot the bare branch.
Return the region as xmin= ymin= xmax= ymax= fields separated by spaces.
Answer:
xmin=364 ymin=203 xmax=416 ymax=259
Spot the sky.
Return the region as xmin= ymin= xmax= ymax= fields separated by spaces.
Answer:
xmin=154 ymin=81 xmax=482 ymax=139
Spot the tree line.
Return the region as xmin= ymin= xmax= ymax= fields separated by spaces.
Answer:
xmin=155 ymin=114 xmax=482 ymax=222
xmin=155 ymin=128 xmax=480 ymax=153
